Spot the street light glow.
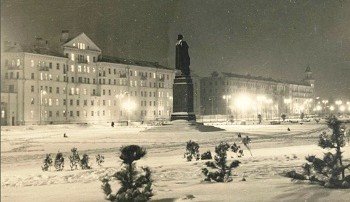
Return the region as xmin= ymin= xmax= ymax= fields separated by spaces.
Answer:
xmin=329 ymin=105 xmax=335 ymax=111
xmin=234 ymin=94 xmax=252 ymax=111
xmin=339 ymin=105 xmax=345 ymax=112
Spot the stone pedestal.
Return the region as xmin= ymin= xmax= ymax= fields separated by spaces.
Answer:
xmin=171 ymin=76 xmax=196 ymax=121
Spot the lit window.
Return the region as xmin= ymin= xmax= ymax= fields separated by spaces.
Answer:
xmin=73 ymin=43 xmax=76 ymax=47
xmin=30 ymin=110 xmax=34 ymax=118
xmin=71 ymin=53 xmax=75 ymax=61
xmin=78 ymin=65 xmax=81 ymax=72
xmin=1 ymin=110 xmax=5 ymax=118
xmin=83 ymin=89 xmax=87 ymax=95
xmin=87 ymin=55 xmax=90 ymax=63
xmin=40 ymin=73 xmax=43 ymax=80
xmin=70 ymin=65 xmax=74 ymax=72
xmin=56 ymin=99 xmax=59 ymax=106
xmin=153 ymin=73 xmax=156 ymax=78
xmin=17 ymin=59 xmax=20 ymax=66
xmin=70 ymin=88 xmax=74 ymax=95
xmin=30 ymin=60 xmax=34 ymax=67
xmin=76 ymin=88 xmax=79 ymax=95
xmin=49 ymin=98 xmax=52 ymax=106
xmin=87 ymin=66 xmax=90 ymax=73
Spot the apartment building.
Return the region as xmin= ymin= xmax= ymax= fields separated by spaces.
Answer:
xmin=200 ymin=68 xmax=315 ymax=120
xmin=1 ymin=31 xmax=174 ymax=125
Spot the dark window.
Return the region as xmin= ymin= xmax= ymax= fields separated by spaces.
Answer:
xmin=31 ymin=86 xmax=34 ymax=92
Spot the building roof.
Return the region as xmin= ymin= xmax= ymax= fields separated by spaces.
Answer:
xmin=220 ymin=72 xmax=310 ymax=86
xmin=99 ymin=55 xmax=172 ymax=70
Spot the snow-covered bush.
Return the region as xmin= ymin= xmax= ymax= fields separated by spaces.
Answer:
xmin=202 ymin=142 xmax=241 ymax=182
xmin=285 ymin=116 xmax=350 ymax=188
xmin=80 ymin=154 xmax=91 ymax=170
xmin=96 ymin=154 xmax=105 ymax=166
xmin=42 ymin=154 xmax=53 ymax=171
xmin=201 ymin=151 xmax=212 ymax=160
xmin=69 ymin=147 xmax=80 ymax=170
xmin=101 ymin=145 xmax=153 ymax=201
xmin=54 ymin=152 xmax=64 ymax=171
xmin=184 ymin=140 xmax=200 ymax=161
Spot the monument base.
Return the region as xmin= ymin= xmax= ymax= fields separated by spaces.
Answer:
xmin=143 ymin=119 xmax=225 ymax=133
xmin=171 ymin=75 xmax=196 ymax=121
xmin=170 ymin=112 xmax=196 ymax=121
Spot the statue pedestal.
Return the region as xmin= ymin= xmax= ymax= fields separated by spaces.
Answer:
xmin=171 ymin=76 xmax=196 ymax=121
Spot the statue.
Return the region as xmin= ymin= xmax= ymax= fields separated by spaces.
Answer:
xmin=175 ymin=34 xmax=190 ymax=76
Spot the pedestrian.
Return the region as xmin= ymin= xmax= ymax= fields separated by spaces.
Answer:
xmin=111 ymin=121 xmax=115 ymax=127
xmin=287 ymin=128 xmax=291 ymax=131
xmin=63 ymin=133 xmax=67 ymax=138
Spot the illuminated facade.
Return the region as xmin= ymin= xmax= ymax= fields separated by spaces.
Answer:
xmin=1 ymin=32 xmax=174 ymax=125
xmin=200 ymin=69 xmax=315 ymax=120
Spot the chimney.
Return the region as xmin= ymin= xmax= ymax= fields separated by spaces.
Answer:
xmin=60 ymin=30 xmax=69 ymax=43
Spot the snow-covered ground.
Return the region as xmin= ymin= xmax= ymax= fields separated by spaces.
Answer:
xmin=1 ymin=122 xmax=349 ymax=201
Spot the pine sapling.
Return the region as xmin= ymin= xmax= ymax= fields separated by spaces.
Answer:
xmin=285 ymin=116 xmax=350 ymax=188
xmin=80 ymin=154 xmax=91 ymax=169
xmin=101 ymin=145 xmax=153 ymax=201
xmin=202 ymin=142 xmax=241 ymax=182
xmin=96 ymin=154 xmax=105 ymax=166
xmin=54 ymin=151 xmax=64 ymax=171
xmin=201 ymin=150 xmax=213 ymax=160
xmin=42 ymin=154 xmax=53 ymax=171
xmin=184 ymin=140 xmax=200 ymax=161
xmin=69 ymin=147 xmax=80 ymax=170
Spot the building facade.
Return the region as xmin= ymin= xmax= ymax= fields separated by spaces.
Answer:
xmin=200 ymin=69 xmax=315 ymax=120
xmin=1 ymin=32 xmax=174 ymax=125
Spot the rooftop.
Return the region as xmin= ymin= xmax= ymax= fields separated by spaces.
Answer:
xmin=218 ymin=72 xmax=310 ymax=86
xmin=99 ymin=55 xmax=172 ymax=70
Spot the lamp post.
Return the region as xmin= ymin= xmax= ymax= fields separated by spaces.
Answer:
xmin=39 ymin=90 xmax=47 ymax=125
xmin=222 ymin=95 xmax=231 ymax=121
xmin=209 ymin=97 xmax=215 ymax=122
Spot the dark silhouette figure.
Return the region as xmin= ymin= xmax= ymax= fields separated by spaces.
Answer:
xmin=175 ymin=34 xmax=190 ymax=76
xmin=111 ymin=121 xmax=115 ymax=127
xmin=238 ymin=133 xmax=242 ymax=138
xmin=287 ymin=128 xmax=291 ymax=131
xmin=63 ymin=133 xmax=67 ymax=138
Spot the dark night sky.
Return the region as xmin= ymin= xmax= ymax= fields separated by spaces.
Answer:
xmin=1 ymin=0 xmax=349 ymax=99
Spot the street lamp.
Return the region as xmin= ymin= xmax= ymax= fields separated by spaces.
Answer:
xmin=40 ymin=90 xmax=47 ymax=125
xmin=222 ymin=94 xmax=231 ymax=121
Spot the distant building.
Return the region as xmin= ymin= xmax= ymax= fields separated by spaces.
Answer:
xmin=1 ymin=31 xmax=174 ymax=125
xmin=200 ymin=69 xmax=315 ymax=120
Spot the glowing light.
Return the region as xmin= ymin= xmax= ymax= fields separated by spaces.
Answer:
xmin=339 ymin=105 xmax=345 ymax=112
xmin=329 ymin=106 xmax=335 ymax=111
xmin=284 ymin=98 xmax=292 ymax=104
xmin=122 ymin=99 xmax=136 ymax=112
xmin=335 ymin=100 xmax=342 ymax=105
xmin=316 ymin=105 xmax=322 ymax=111
xmin=234 ymin=94 xmax=252 ymax=111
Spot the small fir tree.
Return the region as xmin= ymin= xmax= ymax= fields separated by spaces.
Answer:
xmin=101 ymin=145 xmax=153 ymax=201
xmin=96 ymin=154 xmax=105 ymax=166
xmin=54 ymin=152 xmax=64 ymax=171
xmin=42 ymin=154 xmax=53 ymax=171
xmin=69 ymin=147 xmax=80 ymax=170
xmin=184 ymin=140 xmax=200 ymax=161
xmin=286 ymin=116 xmax=350 ymax=188
xmin=281 ymin=114 xmax=286 ymax=122
xmin=257 ymin=114 xmax=262 ymax=124
xmin=202 ymin=142 xmax=241 ymax=182
xmin=201 ymin=151 xmax=213 ymax=160
xmin=80 ymin=154 xmax=91 ymax=169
